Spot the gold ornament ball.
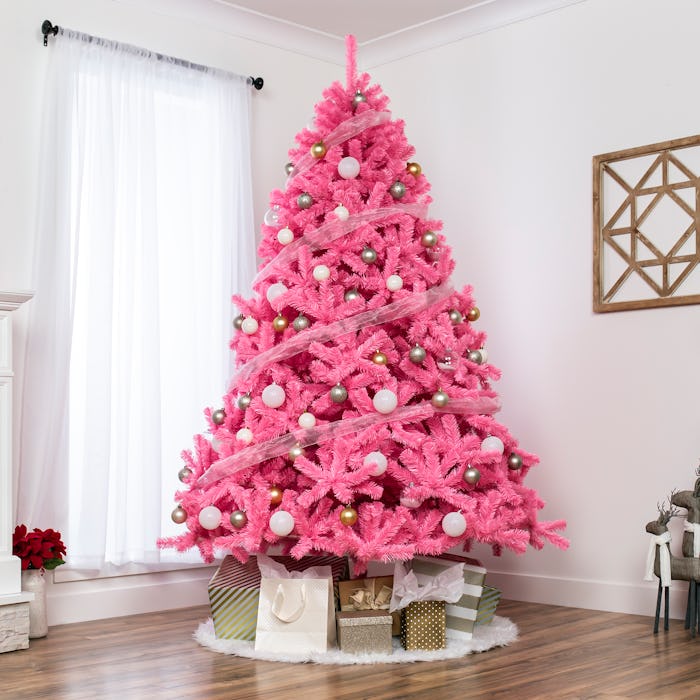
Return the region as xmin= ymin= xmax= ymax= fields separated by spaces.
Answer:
xmin=372 ymin=351 xmax=388 ymax=365
xmin=463 ymin=466 xmax=481 ymax=484
xmin=178 ymin=466 xmax=192 ymax=483
xmin=431 ymin=389 xmax=449 ymax=408
xmin=269 ymin=486 xmax=283 ymax=505
xmin=406 ymin=162 xmax=422 ymax=178
xmin=171 ymin=505 xmax=188 ymax=524
xmin=420 ymin=230 xmax=438 ymax=248
xmin=467 ymin=307 xmax=481 ymax=322
xmin=230 ymin=510 xmax=248 ymax=529
xmin=272 ymin=315 xmax=289 ymax=332
xmin=212 ymin=408 xmax=226 ymax=425
xmin=508 ymin=453 xmax=523 ymax=471
xmin=340 ymin=505 xmax=358 ymax=526
xmin=288 ymin=444 xmax=305 ymax=461
xmin=310 ymin=141 xmax=327 ymax=159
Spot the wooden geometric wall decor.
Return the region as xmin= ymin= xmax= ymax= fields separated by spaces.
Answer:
xmin=593 ymin=134 xmax=700 ymax=312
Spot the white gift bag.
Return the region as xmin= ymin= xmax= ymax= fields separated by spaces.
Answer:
xmin=254 ymin=556 xmax=336 ymax=654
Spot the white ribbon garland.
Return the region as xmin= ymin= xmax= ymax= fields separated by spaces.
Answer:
xmin=684 ymin=520 xmax=700 ymax=558
xmin=644 ymin=530 xmax=672 ymax=587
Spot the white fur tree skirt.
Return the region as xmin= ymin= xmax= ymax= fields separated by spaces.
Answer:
xmin=194 ymin=616 xmax=517 ymax=665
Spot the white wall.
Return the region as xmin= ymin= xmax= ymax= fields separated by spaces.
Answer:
xmin=2 ymin=0 xmax=338 ymax=625
xmin=373 ymin=0 xmax=700 ymax=618
xmin=5 ymin=0 xmax=700 ymax=626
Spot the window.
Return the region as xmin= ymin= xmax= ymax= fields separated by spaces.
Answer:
xmin=19 ymin=29 xmax=255 ymax=572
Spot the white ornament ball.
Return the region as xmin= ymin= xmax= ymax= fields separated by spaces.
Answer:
xmin=241 ymin=317 xmax=259 ymax=335
xmin=334 ymin=205 xmax=350 ymax=221
xmin=236 ymin=427 xmax=253 ymax=444
xmin=386 ymin=275 xmax=403 ymax=291
xmin=263 ymin=207 xmax=280 ymax=227
xmin=338 ymin=156 xmax=360 ymax=179
xmin=442 ymin=511 xmax=467 ymax=537
xmin=373 ymin=388 xmax=398 ymax=414
xmin=198 ymin=505 xmax=222 ymax=530
xmin=481 ymin=435 xmax=505 ymax=454
xmin=269 ymin=510 xmax=295 ymax=536
xmin=211 ymin=437 xmax=222 ymax=452
xmin=313 ymin=264 xmax=331 ymax=281
xmin=298 ymin=412 xmax=316 ymax=429
xmin=266 ymin=282 xmax=288 ymax=304
xmin=277 ymin=227 xmax=294 ymax=245
xmin=364 ymin=451 xmax=388 ymax=476
xmin=262 ymin=383 xmax=286 ymax=408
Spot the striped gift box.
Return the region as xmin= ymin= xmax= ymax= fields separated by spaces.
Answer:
xmin=411 ymin=554 xmax=486 ymax=641
xmin=475 ymin=585 xmax=501 ymax=626
xmin=208 ymin=554 xmax=348 ymax=640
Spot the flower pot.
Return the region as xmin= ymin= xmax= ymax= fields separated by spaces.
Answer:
xmin=21 ymin=569 xmax=48 ymax=638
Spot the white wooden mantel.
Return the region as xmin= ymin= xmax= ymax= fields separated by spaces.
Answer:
xmin=0 ymin=291 xmax=34 ymax=605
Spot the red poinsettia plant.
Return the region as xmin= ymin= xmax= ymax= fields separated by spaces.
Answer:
xmin=13 ymin=525 xmax=67 ymax=571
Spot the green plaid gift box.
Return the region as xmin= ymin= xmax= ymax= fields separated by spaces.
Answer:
xmin=208 ymin=554 xmax=348 ymax=640
xmin=411 ymin=554 xmax=486 ymax=641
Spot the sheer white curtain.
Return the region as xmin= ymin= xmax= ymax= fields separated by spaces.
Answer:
xmin=18 ymin=29 xmax=256 ymax=570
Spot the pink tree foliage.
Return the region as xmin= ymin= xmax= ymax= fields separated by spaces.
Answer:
xmin=159 ymin=36 xmax=567 ymax=573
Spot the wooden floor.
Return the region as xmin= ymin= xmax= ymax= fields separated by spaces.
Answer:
xmin=1 ymin=600 xmax=699 ymax=699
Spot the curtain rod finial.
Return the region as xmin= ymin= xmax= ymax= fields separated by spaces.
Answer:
xmin=249 ymin=76 xmax=264 ymax=91
xmin=41 ymin=20 xmax=59 ymax=47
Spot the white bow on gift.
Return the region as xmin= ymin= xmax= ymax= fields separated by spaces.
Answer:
xmin=389 ymin=560 xmax=465 ymax=612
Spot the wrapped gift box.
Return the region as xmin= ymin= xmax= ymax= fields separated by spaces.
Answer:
xmin=475 ymin=585 xmax=502 ymax=626
xmin=338 ymin=576 xmax=401 ymax=635
xmin=400 ymin=600 xmax=446 ymax=650
xmin=208 ymin=554 xmax=348 ymax=640
xmin=411 ymin=554 xmax=486 ymax=641
xmin=336 ymin=610 xmax=393 ymax=655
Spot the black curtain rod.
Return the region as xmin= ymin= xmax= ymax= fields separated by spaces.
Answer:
xmin=40 ymin=20 xmax=264 ymax=90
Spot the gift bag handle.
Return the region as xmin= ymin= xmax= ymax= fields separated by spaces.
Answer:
xmin=271 ymin=582 xmax=306 ymax=623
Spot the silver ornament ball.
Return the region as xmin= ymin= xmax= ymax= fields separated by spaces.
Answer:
xmin=293 ymin=314 xmax=310 ymax=331
xmin=237 ymin=393 xmax=252 ymax=410
xmin=352 ymin=90 xmax=367 ymax=108
xmin=233 ymin=314 xmax=244 ymax=330
xmin=389 ymin=181 xmax=406 ymax=199
xmin=178 ymin=466 xmax=192 ymax=483
xmin=230 ymin=510 xmax=248 ymax=529
xmin=361 ymin=247 xmax=377 ymax=264
xmin=431 ymin=390 xmax=449 ymax=408
xmin=409 ymin=345 xmax=427 ymax=364
xmin=330 ymin=384 xmax=348 ymax=403
xmin=463 ymin=466 xmax=481 ymax=485
xmin=449 ymin=309 xmax=463 ymax=324
xmin=420 ymin=230 xmax=438 ymax=248
xmin=284 ymin=162 xmax=294 ymax=176
xmin=508 ymin=453 xmax=523 ymax=471
xmin=297 ymin=192 xmax=313 ymax=209
xmin=212 ymin=408 xmax=226 ymax=425
xmin=467 ymin=350 xmax=483 ymax=365
xmin=344 ymin=289 xmax=361 ymax=302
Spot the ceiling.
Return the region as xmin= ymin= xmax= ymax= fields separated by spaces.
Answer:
xmin=133 ymin=0 xmax=586 ymax=67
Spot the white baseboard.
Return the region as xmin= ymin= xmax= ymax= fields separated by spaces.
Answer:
xmin=46 ymin=566 xmax=217 ymax=626
xmin=45 ymin=565 xmax=682 ymax=628
xmin=484 ymin=570 xmax=688 ymax=620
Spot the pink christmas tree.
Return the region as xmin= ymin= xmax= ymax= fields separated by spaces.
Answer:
xmin=160 ymin=37 xmax=567 ymax=573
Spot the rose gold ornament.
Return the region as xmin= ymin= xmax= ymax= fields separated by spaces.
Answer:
xmin=467 ymin=307 xmax=481 ymax=322
xmin=269 ymin=486 xmax=283 ymax=505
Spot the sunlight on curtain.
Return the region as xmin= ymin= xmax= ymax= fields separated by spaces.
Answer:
xmin=18 ymin=29 xmax=255 ymax=570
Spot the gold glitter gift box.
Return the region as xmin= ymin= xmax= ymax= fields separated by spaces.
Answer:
xmin=208 ymin=554 xmax=348 ymax=641
xmin=400 ymin=600 xmax=446 ymax=650
xmin=336 ymin=610 xmax=393 ymax=655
